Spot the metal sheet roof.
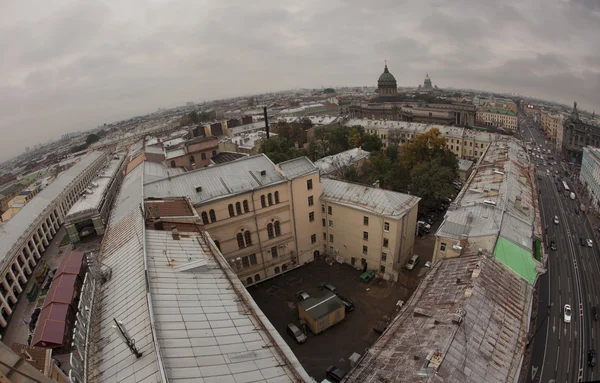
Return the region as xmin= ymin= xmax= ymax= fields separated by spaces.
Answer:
xmin=144 ymin=154 xmax=286 ymax=206
xmin=146 ymin=230 xmax=307 ymax=382
xmin=314 ymin=148 xmax=370 ymax=175
xmin=344 ymin=255 xmax=532 ymax=383
xmin=0 ymin=151 xmax=105 ymax=269
xmin=321 ymin=178 xmax=420 ymax=219
xmin=278 ymin=156 xmax=318 ymax=179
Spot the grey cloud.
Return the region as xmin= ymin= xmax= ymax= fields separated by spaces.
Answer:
xmin=1 ymin=0 xmax=599 ymax=161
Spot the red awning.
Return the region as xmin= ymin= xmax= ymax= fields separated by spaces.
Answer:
xmin=53 ymin=251 xmax=85 ymax=279
xmin=32 ymin=303 xmax=70 ymax=348
xmin=43 ymin=274 xmax=78 ymax=308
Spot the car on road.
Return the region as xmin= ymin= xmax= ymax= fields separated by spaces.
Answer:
xmin=593 ymin=306 xmax=599 ymax=321
xmin=319 ymin=283 xmax=337 ymax=294
xmin=564 ymin=304 xmax=572 ymax=323
xmin=588 ymin=239 xmax=594 ymax=248
xmin=286 ymin=323 xmax=307 ymax=344
xmin=554 ymin=215 xmax=559 ymax=224
xmin=405 ymin=255 xmax=420 ymax=271
xmin=581 ymin=237 xmax=586 ymax=246
xmin=575 ymin=208 xmax=580 ymax=215
xmin=337 ymin=295 xmax=355 ymax=312
xmin=589 ymin=349 xmax=597 ymax=367
xmin=550 ymin=240 xmax=557 ymax=251
xmin=325 ymin=365 xmax=346 ymax=382
xmin=296 ymin=291 xmax=310 ymax=301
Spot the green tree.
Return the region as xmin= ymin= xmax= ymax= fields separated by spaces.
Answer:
xmin=348 ymin=128 xmax=362 ymax=148
xmin=360 ymin=133 xmax=382 ymax=152
xmin=410 ymin=159 xmax=456 ymax=209
xmin=400 ymin=128 xmax=447 ymax=169
xmin=86 ymin=134 xmax=99 ymax=146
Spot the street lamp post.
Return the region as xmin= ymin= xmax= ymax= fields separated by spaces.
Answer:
xmin=527 ymin=303 xmax=553 ymax=348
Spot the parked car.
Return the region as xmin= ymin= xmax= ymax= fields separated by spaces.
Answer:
xmin=296 ymin=291 xmax=310 ymax=301
xmin=554 ymin=216 xmax=559 ymax=225
xmin=319 ymin=283 xmax=337 ymax=294
xmin=286 ymin=323 xmax=307 ymax=344
xmin=373 ymin=319 xmax=389 ymax=334
xmin=589 ymin=349 xmax=597 ymax=367
xmin=325 ymin=365 xmax=346 ymax=383
xmin=580 ymin=237 xmax=586 ymax=246
xmin=588 ymin=239 xmax=594 ymax=248
xmin=337 ymin=295 xmax=355 ymax=312
xmin=593 ymin=306 xmax=599 ymax=321
xmin=575 ymin=208 xmax=580 ymax=215
xmin=405 ymin=255 xmax=420 ymax=271
xmin=359 ymin=270 xmax=375 ymax=283
xmin=564 ymin=304 xmax=572 ymax=323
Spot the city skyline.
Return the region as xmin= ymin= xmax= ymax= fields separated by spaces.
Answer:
xmin=1 ymin=0 xmax=599 ymax=160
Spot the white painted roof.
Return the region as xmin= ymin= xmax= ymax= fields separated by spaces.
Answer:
xmin=144 ymin=154 xmax=286 ymax=207
xmin=321 ymin=178 xmax=420 ymax=219
xmin=65 ymin=155 xmax=125 ymax=217
xmin=165 ymin=148 xmax=186 ymax=160
xmin=143 ymin=162 xmax=184 ymax=184
xmin=314 ymin=148 xmax=370 ymax=175
xmin=146 ymin=230 xmax=310 ymax=382
xmin=278 ymin=157 xmax=318 ymax=179
xmin=0 ymin=151 xmax=105 ymax=269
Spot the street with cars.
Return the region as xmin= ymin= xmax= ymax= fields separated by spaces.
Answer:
xmin=523 ymin=113 xmax=600 ymax=382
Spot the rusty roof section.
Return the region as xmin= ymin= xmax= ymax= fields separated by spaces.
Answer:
xmin=145 ymin=197 xmax=195 ymax=218
xmin=343 ymin=255 xmax=532 ymax=383
xmin=9 ymin=343 xmax=52 ymax=375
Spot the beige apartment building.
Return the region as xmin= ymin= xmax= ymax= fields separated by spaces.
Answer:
xmin=321 ymin=178 xmax=420 ymax=281
xmin=476 ymin=108 xmax=518 ymax=131
xmin=143 ymin=154 xmax=419 ymax=284
xmin=541 ymin=111 xmax=564 ymax=142
xmin=346 ymin=119 xmax=496 ymax=161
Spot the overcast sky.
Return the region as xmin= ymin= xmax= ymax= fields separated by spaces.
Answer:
xmin=1 ymin=0 xmax=599 ymax=161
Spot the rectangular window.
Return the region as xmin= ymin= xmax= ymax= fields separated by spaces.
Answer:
xmin=362 ymin=245 xmax=368 ymax=254
xmin=361 ymin=258 xmax=366 ymax=265
xmin=363 ymin=216 xmax=369 ymax=226
xmin=242 ymin=256 xmax=250 ymax=268
xmin=351 ymin=257 xmax=356 ymax=266
xmin=381 ymin=252 xmax=387 ymax=261
xmin=384 ymin=222 xmax=390 ymax=232
xmin=330 ymin=246 xmax=334 ymax=254
xmin=440 ymin=242 xmax=447 ymax=252
xmin=383 ymin=238 xmax=389 ymax=248
xmin=329 ymin=234 xmax=334 ymax=243
xmin=322 ymin=218 xmax=326 ymax=227
xmin=249 ymin=254 xmax=257 ymax=265
xmin=323 ymin=232 xmax=327 ymax=240
xmin=309 ymin=212 xmax=315 ymax=222
xmin=380 ymin=265 xmax=386 ymax=273
xmin=329 ymin=220 xmax=333 ymax=228
xmin=363 ymin=231 xmax=368 ymax=240
xmin=307 ymin=179 xmax=313 ymax=190
xmin=328 ymin=206 xmax=332 ymax=215
xmin=308 ymin=196 xmax=314 ymax=206
xmin=321 ymin=204 xmax=325 ymax=213
xmin=311 ymin=234 xmax=317 ymax=244
xmin=271 ymin=246 xmax=278 ymax=258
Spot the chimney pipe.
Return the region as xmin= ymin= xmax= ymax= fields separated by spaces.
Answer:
xmin=263 ymin=106 xmax=270 ymax=139
xmin=171 ymin=226 xmax=180 ymax=240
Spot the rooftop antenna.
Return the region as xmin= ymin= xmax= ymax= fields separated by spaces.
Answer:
xmin=113 ymin=318 xmax=143 ymax=358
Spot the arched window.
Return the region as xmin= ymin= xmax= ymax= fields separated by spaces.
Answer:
xmin=244 ymin=231 xmax=252 ymax=246
xmin=282 ymin=264 xmax=288 ymax=271
xmin=209 ymin=209 xmax=217 ymax=223
xmin=201 ymin=152 xmax=206 ymax=160
xmin=236 ymin=202 xmax=242 ymax=215
xmin=260 ymin=195 xmax=266 ymax=208
xmin=201 ymin=211 xmax=209 ymax=225
xmin=228 ymin=204 xmax=235 ymax=217
xmin=212 ymin=150 xmax=217 ymax=157
xmin=170 ymin=160 xmax=176 ymax=168
xmin=255 ymin=274 xmax=261 ymax=282
xmin=274 ymin=221 xmax=281 ymax=237
xmin=190 ymin=155 xmax=195 ymax=164
xmin=214 ymin=240 xmax=221 ymax=251
xmin=237 ymin=233 xmax=245 ymax=249
xmin=243 ymin=200 xmax=249 ymax=213
xmin=246 ymin=277 xmax=253 ymax=285
xmin=274 ymin=191 xmax=280 ymax=204
xmin=267 ymin=223 xmax=274 ymax=239
xmin=268 ymin=193 xmax=273 ymax=206
xmin=274 ymin=267 xmax=281 ymax=274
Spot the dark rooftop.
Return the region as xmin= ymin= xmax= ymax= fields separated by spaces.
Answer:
xmin=298 ymin=290 xmax=344 ymax=320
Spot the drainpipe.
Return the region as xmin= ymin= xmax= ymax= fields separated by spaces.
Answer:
xmin=250 ymin=189 xmax=268 ymax=278
xmin=289 ymin=178 xmax=300 ymax=263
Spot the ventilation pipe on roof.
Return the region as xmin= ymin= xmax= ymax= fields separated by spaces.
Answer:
xmin=171 ymin=227 xmax=180 ymax=240
xmin=263 ymin=107 xmax=270 ymax=139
